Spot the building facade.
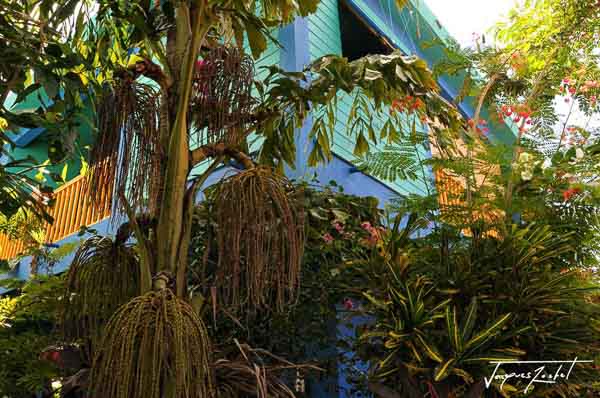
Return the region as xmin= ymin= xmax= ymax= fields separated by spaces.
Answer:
xmin=1 ymin=1 xmax=514 ymax=396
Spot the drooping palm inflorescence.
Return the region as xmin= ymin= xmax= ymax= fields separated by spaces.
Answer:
xmin=90 ymin=287 xmax=212 ymax=398
xmin=88 ymin=80 xmax=163 ymax=217
xmin=211 ymin=167 xmax=305 ymax=313
xmin=190 ymin=45 xmax=255 ymax=148
xmin=61 ymin=234 xmax=140 ymax=357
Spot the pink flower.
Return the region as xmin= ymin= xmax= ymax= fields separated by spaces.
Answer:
xmin=361 ymin=221 xmax=373 ymax=231
xmin=195 ymin=60 xmax=207 ymax=73
xmin=343 ymin=298 xmax=354 ymax=310
xmin=322 ymin=233 xmax=334 ymax=244
xmin=333 ymin=222 xmax=344 ymax=233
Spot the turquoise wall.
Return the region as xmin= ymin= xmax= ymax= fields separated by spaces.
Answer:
xmin=307 ymin=0 xmax=430 ymax=196
xmin=5 ymin=91 xmax=94 ymax=188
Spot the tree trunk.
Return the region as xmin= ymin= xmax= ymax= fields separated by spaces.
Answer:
xmin=155 ymin=4 xmax=211 ymax=292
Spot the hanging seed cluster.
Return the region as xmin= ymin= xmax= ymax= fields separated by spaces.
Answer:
xmin=90 ymin=289 xmax=212 ymax=398
xmin=212 ymin=167 xmax=305 ymax=313
xmin=190 ymin=45 xmax=254 ymax=147
xmin=87 ymin=81 xmax=163 ymax=218
xmin=61 ymin=236 xmax=140 ymax=352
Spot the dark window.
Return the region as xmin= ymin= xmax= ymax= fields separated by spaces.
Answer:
xmin=338 ymin=1 xmax=392 ymax=61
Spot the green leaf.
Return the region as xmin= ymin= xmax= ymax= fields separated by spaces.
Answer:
xmin=354 ymin=132 xmax=369 ymax=156
xmin=415 ymin=334 xmax=443 ymax=363
xmin=364 ymin=68 xmax=383 ymax=81
xmin=60 ymin=164 xmax=69 ymax=182
xmin=246 ymin=22 xmax=267 ymax=59
xmin=434 ymin=358 xmax=456 ymax=382
xmin=446 ymin=306 xmax=462 ymax=353
xmin=465 ymin=313 xmax=512 ymax=351
xmin=461 ymin=297 xmax=478 ymax=340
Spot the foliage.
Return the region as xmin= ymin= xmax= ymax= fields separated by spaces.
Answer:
xmin=255 ymin=52 xmax=462 ymax=169
xmin=189 ymin=182 xmax=383 ymax=389
xmin=345 ymin=216 xmax=600 ymax=397
xmin=0 ymin=275 xmax=64 ymax=397
xmin=0 ymin=0 xmax=96 ymax=219
xmin=0 ymin=0 xmax=599 ymax=397
xmin=0 ymin=207 xmax=46 ymax=254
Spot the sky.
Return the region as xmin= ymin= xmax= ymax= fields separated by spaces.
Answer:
xmin=424 ymin=0 xmax=519 ymax=46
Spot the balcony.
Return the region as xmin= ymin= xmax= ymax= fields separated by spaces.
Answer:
xmin=0 ymin=176 xmax=112 ymax=260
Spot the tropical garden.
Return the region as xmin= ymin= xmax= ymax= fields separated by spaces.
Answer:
xmin=0 ymin=0 xmax=598 ymax=397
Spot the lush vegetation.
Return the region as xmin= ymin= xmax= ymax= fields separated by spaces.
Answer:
xmin=0 ymin=0 xmax=598 ymax=397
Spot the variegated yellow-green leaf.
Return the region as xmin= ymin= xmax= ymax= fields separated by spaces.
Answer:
xmin=407 ymin=341 xmax=423 ymax=364
xmin=452 ymin=367 xmax=473 ymax=383
xmin=461 ymin=297 xmax=478 ymax=340
xmin=434 ymin=358 xmax=456 ymax=382
xmin=446 ymin=306 xmax=461 ymax=352
xmin=415 ymin=333 xmax=443 ymax=363
xmin=465 ymin=313 xmax=512 ymax=351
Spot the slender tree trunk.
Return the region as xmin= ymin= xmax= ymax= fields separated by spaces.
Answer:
xmin=155 ymin=4 xmax=211 ymax=291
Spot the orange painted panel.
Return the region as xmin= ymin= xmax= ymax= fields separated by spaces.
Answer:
xmin=0 ymin=176 xmax=112 ymax=260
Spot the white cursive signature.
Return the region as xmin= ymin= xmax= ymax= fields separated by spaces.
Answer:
xmin=484 ymin=358 xmax=593 ymax=393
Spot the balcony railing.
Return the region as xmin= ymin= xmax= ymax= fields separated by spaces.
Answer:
xmin=0 ymin=175 xmax=112 ymax=260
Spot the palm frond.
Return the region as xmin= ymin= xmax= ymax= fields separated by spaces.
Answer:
xmin=214 ymin=341 xmax=320 ymax=398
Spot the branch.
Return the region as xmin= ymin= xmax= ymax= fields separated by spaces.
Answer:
xmin=0 ymin=68 xmax=21 ymax=108
xmin=115 ymin=58 xmax=172 ymax=91
xmin=117 ymin=192 xmax=153 ymax=294
xmin=189 ymin=143 xmax=255 ymax=170
xmin=175 ymin=156 xmax=223 ymax=297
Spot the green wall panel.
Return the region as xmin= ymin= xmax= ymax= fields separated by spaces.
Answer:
xmin=308 ymin=0 xmax=428 ymax=195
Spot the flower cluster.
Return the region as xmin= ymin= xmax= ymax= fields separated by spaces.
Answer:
xmin=467 ymin=118 xmax=489 ymax=135
xmin=360 ymin=221 xmax=385 ymax=247
xmin=390 ymin=95 xmax=425 ymax=115
xmin=195 ymin=60 xmax=208 ymax=72
xmin=321 ymin=220 xmax=355 ymax=244
xmin=509 ymin=51 xmax=527 ymax=73
xmin=562 ymin=126 xmax=588 ymax=147
xmin=559 ymin=78 xmax=599 ymax=106
xmin=581 ymin=80 xmax=599 ymax=93
xmin=562 ymin=187 xmax=582 ymax=202
xmin=497 ymin=104 xmax=533 ymax=133
xmin=322 ymin=233 xmax=334 ymax=244
xmin=343 ymin=297 xmax=355 ymax=311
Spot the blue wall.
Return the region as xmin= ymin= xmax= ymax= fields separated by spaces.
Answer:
xmin=2 ymin=2 xmax=510 ymax=396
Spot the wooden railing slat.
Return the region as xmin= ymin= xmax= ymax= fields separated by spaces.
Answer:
xmin=0 ymin=175 xmax=113 ymax=260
